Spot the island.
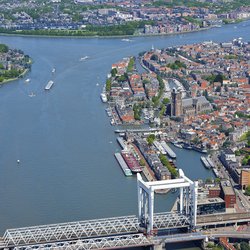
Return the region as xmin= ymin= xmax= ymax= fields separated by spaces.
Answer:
xmin=0 ymin=43 xmax=31 ymax=83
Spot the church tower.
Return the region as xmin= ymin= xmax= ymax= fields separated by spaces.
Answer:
xmin=171 ymin=88 xmax=182 ymax=117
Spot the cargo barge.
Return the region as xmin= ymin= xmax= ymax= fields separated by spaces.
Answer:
xmin=200 ymin=156 xmax=211 ymax=169
xmin=160 ymin=141 xmax=176 ymax=159
xmin=114 ymin=153 xmax=132 ymax=176
xmin=45 ymin=80 xmax=54 ymax=90
xmin=121 ymin=151 xmax=142 ymax=173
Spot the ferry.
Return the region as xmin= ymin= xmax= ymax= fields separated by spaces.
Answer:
xmin=100 ymin=93 xmax=107 ymax=103
xmin=45 ymin=80 xmax=54 ymax=90
xmin=79 ymin=56 xmax=89 ymax=61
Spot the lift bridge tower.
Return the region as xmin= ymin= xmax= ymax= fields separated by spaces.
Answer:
xmin=137 ymin=169 xmax=198 ymax=234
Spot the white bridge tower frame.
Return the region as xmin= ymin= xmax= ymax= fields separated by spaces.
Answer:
xmin=137 ymin=169 xmax=198 ymax=234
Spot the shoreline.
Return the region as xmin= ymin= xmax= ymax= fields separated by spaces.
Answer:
xmin=0 ymin=26 xmax=213 ymax=40
xmin=0 ymin=59 xmax=32 ymax=85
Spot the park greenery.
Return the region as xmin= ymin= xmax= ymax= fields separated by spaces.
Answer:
xmin=167 ymin=60 xmax=186 ymax=70
xmin=159 ymin=153 xmax=178 ymax=178
xmin=133 ymin=104 xmax=142 ymax=121
xmin=147 ymin=134 xmax=156 ymax=146
xmin=245 ymin=186 xmax=250 ymax=196
xmin=0 ymin=20 xmax=155 ymax=37
xmin=127 ymin=57 xmax=135 ymax=73
xmin=0 ymin=44 xmax=8 ymax=53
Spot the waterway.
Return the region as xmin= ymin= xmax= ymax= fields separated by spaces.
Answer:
xmin=0 ymin=20 xmax=249 ymax=243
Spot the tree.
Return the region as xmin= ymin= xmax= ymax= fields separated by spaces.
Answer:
xmin=245 ymin=186 xmax=250 ymax=196
xmin=0 ymin=44 xmax=8 ymax=53
xmin=139 ymin=159 xmax=146 ymax=166
xmin=110 ymin=68 xmax=117 ymax=77
xmin=240 ymin=242 xmax=250 ymax=250
xmin=147 ymin=134 xmax=155 ymax=146
xmin=150 ymin=54 xmax=158 ymax=61
xmin=162 ymin=98 xmax=170 ymax=105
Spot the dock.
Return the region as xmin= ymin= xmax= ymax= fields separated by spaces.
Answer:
xmin=114 ymin=153 xmax=132 ymax=177
xmin=160 ymin=141 xmax=176 ymax=159
xmin=45 ymin=80 xmax=54 ymax=90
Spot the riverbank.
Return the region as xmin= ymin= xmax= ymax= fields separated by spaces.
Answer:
xmin=0 ymin=26 xmax=212 ymax=39
xmin=0 ymin=59 xmax=32 ymax=85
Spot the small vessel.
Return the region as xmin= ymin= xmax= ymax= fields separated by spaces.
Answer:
xmin=96 ymin=83 xmax=99 ymax=86
xmin=28 ymin=92 xmax=36 ymax=97
xmin=25 ymin=79 xmax=30 ymax=83
xmin=52 ymin=68 xmax=56 ymax=73
xmin=193 ymin=145 xmax=207 ymax=154
xmin=100 ymin=93 xmax=107 ymax=103
xmin=79 ymin=56 xmax=89 ymax=61
xmin=183 ymin=143 xmax=192 ymax=150
xmin=173 ymin=143 xmax=183 ymax=149
xmin=45 ymin=80 xmax=54 ymax=90
xmin=121 ymin=38 xmax=133 ymax=42
xmin=17 ymin=159 xmax=20 ymax=164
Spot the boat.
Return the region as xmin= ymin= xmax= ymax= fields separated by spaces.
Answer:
xmin=79 ymin=56 xmax=89 ymax=61
xmin=206 ymin=157 xmax=215 ymax=168
xmin=45 ymin=80 xmax=54 ymax=90
xmin=110 ymin=119 xmax=115 ymax=125
xmin=121 ymin=151 xmax=142 ymax=173
xmin=200 ymin=156 xmax=211 ymax=169
xmin=28 ymin=92 xmax=36 ymax=97
xmin=193 ymin=145 xmax=207 ymax=154
xmin=25 ymin=78 xmax=30 ymax=83
xmin=160 ymin=141 xmax=176 ymax=159
xmin=114 ymin=153 xmax=132 ymax=176
xmin=173 ymin=143 xmax=183 ymax=149
xmin=183 ymin=143 xmax=192 ymax=150
xmin=100 ymin=93 xmax=107 ymax=103
xmin=52 ymin=68 xmax=56 ymax=73
xmin=121 ymin=38 xmax=133 ymax=42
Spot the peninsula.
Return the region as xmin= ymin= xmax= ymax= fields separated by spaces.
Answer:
xmin=0 ymin=44 xmax=31 ymax=84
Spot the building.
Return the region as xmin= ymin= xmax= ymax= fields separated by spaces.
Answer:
xmin=197 ymin=198 xmax=225 ymax=215
xmin=240 ymin=169 xmax=250 ymax=190
xmin=208 ymin=186 xmax=221 ymax=198
xmin=171 ymin=88 xmax=182 ymax=116
xmin=220 ymin=180 xmax=236 ymax=209
xmin=171 ymin=89 xmax=212 ymax=117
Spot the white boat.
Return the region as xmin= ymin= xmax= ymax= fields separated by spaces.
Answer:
xmin=121 ymin=39 xmax=133 ymax=42
xmin=28 ymin=92 xmax=36 ymax=97
xmin=25 ymin=78 xmax=30 ymax=83
xmin=45 ymin=80 xmax=54 ymax=90
xmin=100 ymin=93 xmax=107 ymax=103
xmin=79 ymin=56 xmax=89 ymax=61
xmin=52 ymin=68 xmax=56 ymax=73
xmin=174 ymin=143 xmax=183 ymax=149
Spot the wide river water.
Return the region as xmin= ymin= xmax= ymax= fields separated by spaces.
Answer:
xmin=0 ymin=20 xmax=249 ymax=243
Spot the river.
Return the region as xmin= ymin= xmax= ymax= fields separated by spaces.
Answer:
xmin=0 ymin=20 xmax=249 ymax=244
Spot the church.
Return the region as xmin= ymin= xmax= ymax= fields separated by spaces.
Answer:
xmin=171 ymin=88 xmax=212 ymax=117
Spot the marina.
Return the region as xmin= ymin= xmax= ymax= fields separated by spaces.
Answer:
xmin=45 ymin=80 xmax=54 ymax=90
xmin=161 ymin=141 xmax=177 ymax=159
xmin=114 ymin=153 xmax=132 ymax=177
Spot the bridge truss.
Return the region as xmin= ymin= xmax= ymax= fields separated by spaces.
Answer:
xmin=3 ymin=212 xmax=189 ymax=248
xmin=12 ymin=234 xmax=152 ymax=250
